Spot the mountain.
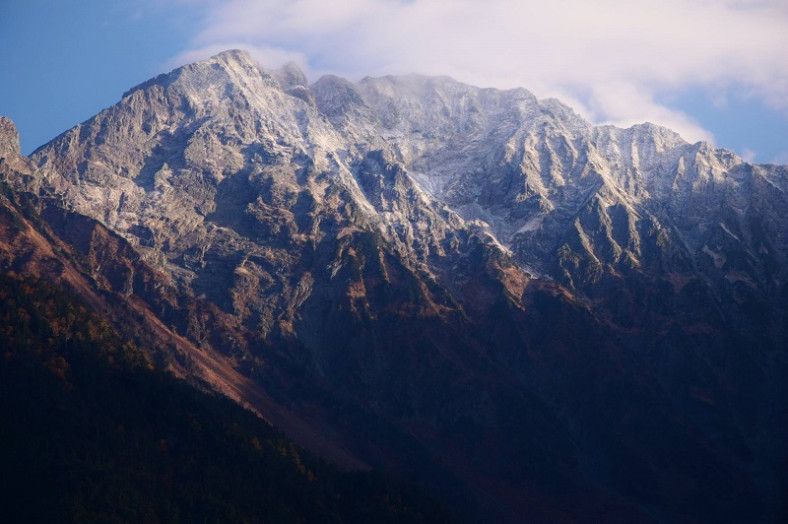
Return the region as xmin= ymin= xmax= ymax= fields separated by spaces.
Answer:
xmin=0 ymin=272 xmax=453 ymax=523
xmin=2 ymin=50 xmax=787 ymax=521
xmin=0 ymin=126 xmax=454 ymax=522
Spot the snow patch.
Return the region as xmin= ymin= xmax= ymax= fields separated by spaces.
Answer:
xmin=408 ymin=171 xmax=452 ymax=198
xmin=718 ymin=222 xmax=740 ymax=241
xmin=516 ymin=215 xmax=545 ymax=234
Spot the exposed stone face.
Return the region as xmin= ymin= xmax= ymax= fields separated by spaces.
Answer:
xmin=11 ymin=50 xmax=788 ymax=522
xmin=0 ymin=116 xmax=21 ymax=158
xmin=0 ymin=117 xmax=37 ymax=185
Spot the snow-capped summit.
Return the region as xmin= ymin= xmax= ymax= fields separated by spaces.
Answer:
xmin=11 ymin=51 xmax=787 ymax=522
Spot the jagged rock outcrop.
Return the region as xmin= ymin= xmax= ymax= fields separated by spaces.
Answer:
xmin=0 ymin=117 xmax=21 ymax=158
xmin=4 ymin=49 xmax=786 ymax=521
xmin=0 ymin=117 xmax=35 ymax=178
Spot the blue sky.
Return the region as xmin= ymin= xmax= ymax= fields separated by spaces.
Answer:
xmin=1 ymin=0 xmax=787 ymax=164
xmin=0 ymin=0 xmax=196 ymax=153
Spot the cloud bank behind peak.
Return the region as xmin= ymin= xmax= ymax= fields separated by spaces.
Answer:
xmin=169 ymin=0 xmax=788 ymax=147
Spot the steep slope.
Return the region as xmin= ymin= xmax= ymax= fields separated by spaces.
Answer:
xmin=315 ymin=73 xmax=788 ymax=520
xmin=321 ymin=74 xmax=788 ymax=353
xmin=16 ymin=55 xmax=597 ymax=519
xmin=11 ymin=50 xmax=788 ymax=521
xmin=1 ymin=118 xmax=457 ymax=522
xmin=0 ymin=116 xmax=366 ymax=469
xmin=0 ymin=273 xmax=455 ymax=523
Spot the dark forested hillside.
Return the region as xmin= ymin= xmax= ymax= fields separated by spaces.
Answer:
xmin=0 ymin=273 xmax=454 ymax=523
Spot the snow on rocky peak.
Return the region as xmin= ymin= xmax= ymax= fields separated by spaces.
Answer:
xmin=25 ymin=50 xmax=788 ymax=302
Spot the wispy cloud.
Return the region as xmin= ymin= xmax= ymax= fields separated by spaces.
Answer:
xmin=166 ymin=0 xmax=788 ymax=145
xmin=741 ymin=147 xmax=757 ymax=163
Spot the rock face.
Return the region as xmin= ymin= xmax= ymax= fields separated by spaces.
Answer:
xmin=5 ymin=50 xmax=787 ymax=521
xmin=0 ymin=117 xmax=21 ymax=157
xmin=0 ymin=117 xmax=34 ymax=176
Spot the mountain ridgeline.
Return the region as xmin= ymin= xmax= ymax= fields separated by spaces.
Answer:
xmin=1 ymin=50 xmax=786 ymax=521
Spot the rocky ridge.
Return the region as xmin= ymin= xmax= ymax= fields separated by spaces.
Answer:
xmin=3 ymin=49 xmax=786 ymax=521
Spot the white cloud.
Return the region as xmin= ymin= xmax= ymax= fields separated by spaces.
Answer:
xmin=741 ymin=148 xmax=757 ymax=163
xmin=585 ymin=82 xmax=715 ymax=144
xmin=166 ymin=0 xmax=788 ymax=144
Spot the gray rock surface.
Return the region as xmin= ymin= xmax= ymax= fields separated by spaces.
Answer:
xmin=0 ymin=117 xmax=21 ymax=158
xmin=28 ymin=50 xmax=788 ymax=348
xmin=14 ymin=50 xmax=788 ymax=522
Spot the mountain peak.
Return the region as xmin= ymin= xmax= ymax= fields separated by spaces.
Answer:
xmin=183 ymin=49 xmax=266 ymax=85
xmin=203 ymin=49 xmax=268 ymax=79
xmin=311 ymin=74 xmax=366 ymax=119
xmin=122 ymin=49 xmax=267 ymax=100
xmin=13 ymin=49 xmax=788 ymax=522
xmin=629 ymin=121 xmax=688 ymax=146
xmin=269 ymin=61 xmax=314 ymax=105
xmin=211 ymin=48 xmax=254 ymax=64
xmin=271 ymin=61 xmax=308 ymax=89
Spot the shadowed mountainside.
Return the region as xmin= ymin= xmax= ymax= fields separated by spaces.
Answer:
xmin=1 ymin=50 xmax=787 ymax=521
